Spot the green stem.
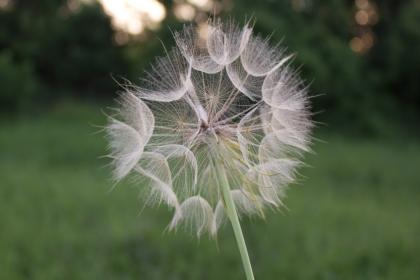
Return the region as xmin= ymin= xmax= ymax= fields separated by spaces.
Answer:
xmin=215 ymin=162 xmax=255 ymax=280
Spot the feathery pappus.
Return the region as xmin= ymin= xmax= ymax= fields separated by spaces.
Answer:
xmin=106 ymin=17 xmax=313 ymax=237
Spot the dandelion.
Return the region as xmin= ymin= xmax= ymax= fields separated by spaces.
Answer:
xmin=106 ymin=18 xmax=313 ymax=280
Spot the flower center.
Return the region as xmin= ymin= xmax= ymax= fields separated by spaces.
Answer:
xmin=200 ymin=120 xmax=209 ymax=131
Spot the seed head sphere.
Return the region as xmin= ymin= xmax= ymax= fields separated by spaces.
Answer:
xmin=106 ymin=18 xmax=313 ymax=236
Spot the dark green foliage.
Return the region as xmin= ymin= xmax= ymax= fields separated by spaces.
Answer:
xmin=0 ymin=0 xmax=419 ymax=131
xmin=0 ymin=52 xmax=41 ymax=114
xmin=230 ymin=0 xmax=377 ymax=132
xmin=381 ymin=2 xmax=420 ymax=109
xmin=0 ymin=1 xmax=129 ymax=102
xmin=33 ymin=4 xmax=128 ymax=98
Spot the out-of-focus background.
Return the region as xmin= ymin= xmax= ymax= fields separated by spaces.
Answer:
xmin=0 ymin=0 xmax=419 ymax=279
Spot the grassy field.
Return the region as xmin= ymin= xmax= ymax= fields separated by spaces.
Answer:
xmin=1 ymin=101 xmax=419 ymax=280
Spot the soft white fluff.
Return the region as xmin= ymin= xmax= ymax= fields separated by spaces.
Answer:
xmin=106 ymin=18 xmax=313 ymax=236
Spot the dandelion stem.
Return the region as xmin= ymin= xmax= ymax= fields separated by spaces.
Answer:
xmin=215 ymin=161 xmax=255 ymax=280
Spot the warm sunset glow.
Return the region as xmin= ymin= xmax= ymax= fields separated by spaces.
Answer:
xmin=349 ymin=37 xmax=364 ymax=53
xmin=352 ymin=0 xmax=378 ymax=54
xmin=174 ymin=3 xmax=196 ymax=21
xmin=188 ymin=0 xmax=213 ymax=10
xmin=355 ymin=10 xmax=369 ymax=25
xmin=361 ymin=31 xmax=374 ymax=49
xmin=98 ymin=0 xmax=166 ymax=34
xmin=0 ymin=0 xmax=11 ymax=9
xmin=355 ymin=0 xmax=370 ymax=10
xmin=349 ymin=32 xmax=374 ymax=54
xmin=197 ymin=22 xmax=209 ymax=41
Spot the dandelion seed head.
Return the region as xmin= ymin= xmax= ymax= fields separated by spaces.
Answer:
xmin=106 ymin=17 xmax=313 ymax=236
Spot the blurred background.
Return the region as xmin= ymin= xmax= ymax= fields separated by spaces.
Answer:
xmin=0 ymin=0 xmax=419 ymax=279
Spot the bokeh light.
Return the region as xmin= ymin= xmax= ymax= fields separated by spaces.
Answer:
xmin=355 ymin=10 xmax=369 ymax=25
xmin=0 ymin=0 xmax=11 ymax=9
xmin=174 ymin=3 xmax=196 ymax=21
xmin=351 ymin=0 xmax=378 ymax=54
xmin=98 ymin=0 xmax=166 ymax=35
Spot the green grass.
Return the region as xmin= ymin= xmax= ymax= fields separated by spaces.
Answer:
xmin=1 ymin=101 xmax=419 ymax=280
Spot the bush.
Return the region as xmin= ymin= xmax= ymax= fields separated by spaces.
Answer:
xmin=0 ymin=52 xmax=41 ymax=115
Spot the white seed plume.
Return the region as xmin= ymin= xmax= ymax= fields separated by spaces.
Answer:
xmin=106 ymin=18 xmax=313 ymax=236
